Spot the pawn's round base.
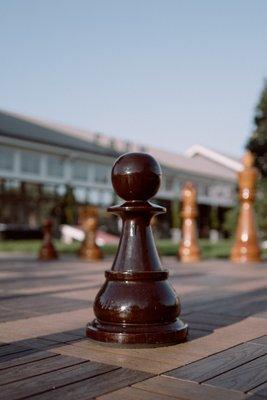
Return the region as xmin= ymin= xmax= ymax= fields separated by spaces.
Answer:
xmin=179 ymin=244 xmax=201 ymax=263
xmin=79 ymin=246 xmax=103 ymax=261
xmin=86 ymin=318 xmax=188 ymax=347
xmin=38 ymin=247 xmax=58 ymax=261
xmin=230 ymin=245 xmax=261 ymax=263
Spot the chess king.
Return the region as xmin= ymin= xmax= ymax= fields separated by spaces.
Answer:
xmin=230 ymin=151 xmax=261 ymax=263
xmin=86 ymin=152 xmax=188 ymax=346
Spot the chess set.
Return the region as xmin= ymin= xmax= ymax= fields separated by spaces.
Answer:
xmin=38 ymin=151 xmax=262 ymax=347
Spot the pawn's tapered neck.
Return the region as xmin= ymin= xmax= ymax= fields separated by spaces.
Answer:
xmin=109 ymin=201 xmax=165 ymax=273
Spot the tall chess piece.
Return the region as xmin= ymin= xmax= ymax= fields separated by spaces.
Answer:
xmin=86 ymin=153 xmax=188 ymax=346
xmin=230 ymin=152 xmax=261 ymax=263
xmin=38 ymin=219 xmax=58 ymax=261
xmin=79 ymin=207 xmax=103 ymax=261
xmin=179 ymin=182 xmax=201 ymax=263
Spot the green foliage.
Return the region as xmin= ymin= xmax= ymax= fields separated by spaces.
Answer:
xmin=245 ymin=81 xmax=267 ymax=238
xmin=210 ymin=206 xmax=220 ymax=230
xmin=223 ymin=205 xmax=239 ymax=238
xmin=0 ymin=239 xmax=266 ymax=259
xmin=255 ymin=178 xmax=267 ymax=239
xmin=247 ymin=80 xmax=267 ymax=177
xmin=63 ymin=186 xmax=77 ymax=224
xmin=171 ymin=197 xmax=181 ymax=229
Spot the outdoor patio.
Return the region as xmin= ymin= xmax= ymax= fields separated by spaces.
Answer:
xmin=0 ymin=256 xmax=266 ymax=399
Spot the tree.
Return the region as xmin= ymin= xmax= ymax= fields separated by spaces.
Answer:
xmin=171 ymin=197 xmax=181 ymax=230
xmin=247 ymin=81 xmax=267 ymax=177
xmin=246 ymin=80 xmax=267 ymax=239
xmin=225 ymin=81 xmax=267 ymax=239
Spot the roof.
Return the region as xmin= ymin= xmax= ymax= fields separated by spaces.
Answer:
xmin=0 ymin=110 xmax=119 ymax=158
xmin=185 ymin=144 xmax=243 ymax=172
xmin=0 ymin=109 xmax=238 ymax=182
xmin=147 ymin=147 xmax=237 ymax=181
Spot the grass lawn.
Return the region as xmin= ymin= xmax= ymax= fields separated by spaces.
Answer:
xmin=0 ymin=238 xmax=266 ymax=260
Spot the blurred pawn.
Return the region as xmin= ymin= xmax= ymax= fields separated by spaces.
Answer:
xmin=38 ymin=219 xmax=58 ymax=261
xmin=178 ymin=182 xmax=201 ymax=263
xmin=79 ymin=206 xmax=103 ymax=261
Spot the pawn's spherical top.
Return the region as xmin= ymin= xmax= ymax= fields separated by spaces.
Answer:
xmin=111 ymin=152 xmax=162 ymax=201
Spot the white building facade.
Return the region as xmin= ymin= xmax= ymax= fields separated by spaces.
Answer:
xmin=0 ymin=110 xmax=241 ymax=237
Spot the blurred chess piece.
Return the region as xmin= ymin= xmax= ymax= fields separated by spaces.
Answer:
xmin=79 ymin=206 xmax=103 ymax=260
xmin=230 ymin=152 xmax=261 ymax=263
xmin=179 ymin=182 xmax=201 ymax=262
xmin=38 ymin=219 xmax=58 ymax=261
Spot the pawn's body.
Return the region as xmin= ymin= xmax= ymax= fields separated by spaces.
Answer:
xmin=38 ymin=219 xmax=58 ymax=261
xmin=86 ymin=153 xmax=188 ymax=346
xmin=79 ymin=207 xmax=102 ymax=261
xmin=179 ymin=183 xmax=201 ymax=263
xmin=230 ymin=152 xmax=261 ymax=263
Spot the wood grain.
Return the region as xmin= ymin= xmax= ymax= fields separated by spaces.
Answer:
xmin=134 ymin=376 xmax=245 ymax=400
xmin=206 ymin=354 xmax=267 ymax=391
xmin=166 ymin=342 xmax=267 ymax=382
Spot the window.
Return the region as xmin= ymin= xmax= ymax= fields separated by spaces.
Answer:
xmin=99 ymin=190 xmax=113 ymax=206
xmin=74 ymin=187 xmax=87 ymax=203
xmin=165 ymin=176 xmax=174 ymax=191
xmin=88 ymin=189 xmax=99 ymax=204
xmin=0 ymin=147 xmax=14 ymax=171
xmin=72 ymin=160 xmax=88 ymax=181
xmin=94 ymin=164 xmax=109 ymax=183
xmin=47 ymin=155 xmax=64 ymax=178
xmin=21 ymin=151 xmax=40 ymax=174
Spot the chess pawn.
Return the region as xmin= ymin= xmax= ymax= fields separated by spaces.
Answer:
xmin=86 ymin=152 xmax=188 ymax=346
xmin=179 ymin=182 xmax=201 ymax=263
xmin=38 ymin=219 xmax=58 ymax=261
xmin=79 ymin=207 xmax=102 ymax=261
xmin=230 ymin=152 xmax=261 ymax=263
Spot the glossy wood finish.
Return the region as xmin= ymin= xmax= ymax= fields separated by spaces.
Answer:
xmin=79 ymin=207 xmax=102 ymax=261
xmin=179 ymin=182 xmax=201 ymax=263
xmin=38 ymin=219 xmax=58 ymax=261
xmin=230 ymin=152 xmax=261 ymax=263
xmin=86 ymin=152 xmax=188 ymax=346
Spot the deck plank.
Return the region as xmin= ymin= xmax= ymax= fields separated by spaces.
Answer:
xmin=32 ymin=368 xmax=152 ymax=400
xmin=0 ymin=350 xmax=57 ymax=370
xmin=97 ymin=386 xmax=180 ymax=399
xmin=205 ymin=354 xmax=267 ymax=391
xmin=249 ymin=381 xmax=267 ymax=398
xmin=0 ymin=354 xmax=88 ymax=385
xmin=166 ymin=342 xmax=267 ymax=382
xmin=0 ymin=361 xmax=118 ymax=400
xmin=134 ymin=376 xmax=246 ymax=400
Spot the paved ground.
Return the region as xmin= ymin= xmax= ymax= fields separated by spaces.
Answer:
xmin=0 ymin=255 xmax=266 ymax=399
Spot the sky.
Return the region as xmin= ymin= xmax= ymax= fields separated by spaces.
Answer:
xmin=0 ymin=1 xmax=267 ymax=156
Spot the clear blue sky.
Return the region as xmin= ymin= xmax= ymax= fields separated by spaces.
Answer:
xmin=1 ymin=1 xmax=267 ymax=156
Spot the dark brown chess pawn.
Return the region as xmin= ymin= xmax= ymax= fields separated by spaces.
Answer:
xmin=86 ymin=152 xmax=188 ymax=346
xmin=178 ymin=182 xmax=201 ymax=263
xmin=230 ymin=152 xmax=261 ymax=263
xmin=79 ymin=207 xmax=103 ymax=261
xmin=38 ymin=219 xmax=58 ymax=261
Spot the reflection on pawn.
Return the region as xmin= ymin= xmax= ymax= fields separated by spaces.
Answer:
xmin=79 ymin=206 xmax=103 ymax=261
xmin=38 ymin=219 xmax=58 ymax=261
xmin=86 ymin=152 xmax=188 ymax=346
xmin=230 ymin=152 xmax=261 ymax=263
xmin=179 ymin=182 xmax=201 ymax=263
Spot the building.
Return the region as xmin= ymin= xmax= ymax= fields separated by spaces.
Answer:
xmin=0 ymin=109 xmax=242 ymax=237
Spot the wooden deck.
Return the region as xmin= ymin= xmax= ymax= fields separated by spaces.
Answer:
xmin=0 ymin=255 xmax=266 ymax=399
